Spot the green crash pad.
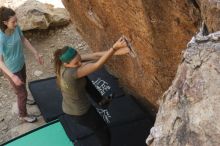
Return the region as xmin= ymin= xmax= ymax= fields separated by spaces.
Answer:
xmin=3 ymin=120 xmax=73 ymax=146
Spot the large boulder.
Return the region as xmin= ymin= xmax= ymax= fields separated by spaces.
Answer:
xmin=15 ymin=0 xmax=70 ymax=31
xmin=61 ymin=0 xmax=201 ymax=108
xmin=0 ymin=0 xmax=27 ymax=9
xmin=146 ymin=30 xmax=220 ymax=146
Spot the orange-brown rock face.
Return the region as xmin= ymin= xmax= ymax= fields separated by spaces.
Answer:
xmin=62 ymin=0 xmax=200 ymax=108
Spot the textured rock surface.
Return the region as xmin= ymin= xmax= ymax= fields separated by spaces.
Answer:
xmin=146 ymin=31 xmax=220 ymax=146
xmin=15 ymin=0 xmax=70 ymax=31
xmin=197 ymin=0 xmax=220 ymax=32
xmin=61 ymin=0 xmax=201 ymax=107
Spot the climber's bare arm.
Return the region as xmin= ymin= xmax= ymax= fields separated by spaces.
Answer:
xmin=81 ymin=47 xmax=129 ymax=62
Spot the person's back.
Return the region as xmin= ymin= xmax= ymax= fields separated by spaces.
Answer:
xmin=60 ymin=66 xmax=91 ymax=116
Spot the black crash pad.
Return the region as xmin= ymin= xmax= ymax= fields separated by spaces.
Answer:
xmin=87 ymin=68 xmax=125 ymax=98
xmin=92 ymin=95 xmax=147 ymax=126
xmin=60 ymin=114 xmax=152 ymax=146
xmin=28 ymin=68 xmax=154 ymax=146
xmin=28 ymin=77 xmax=64 ymax=122
xmin=29 ymin=77 xmax=147 ymax=126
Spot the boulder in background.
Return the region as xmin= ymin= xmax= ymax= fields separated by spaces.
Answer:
xmin=16 ymin=0 xmax=70 ymax=31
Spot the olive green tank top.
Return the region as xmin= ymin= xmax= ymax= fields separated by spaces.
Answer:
xmin=60 ymin=66 xmax=91 ymax=115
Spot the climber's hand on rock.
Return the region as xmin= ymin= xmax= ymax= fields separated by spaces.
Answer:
xmin=114 ymin=47 xmax=130 ymax=55
xmin=112 ymin=36 xmax=127 ymax=50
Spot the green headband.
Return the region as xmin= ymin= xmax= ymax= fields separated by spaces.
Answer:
xmin=59 ymin=47 xmax=77 ymax=63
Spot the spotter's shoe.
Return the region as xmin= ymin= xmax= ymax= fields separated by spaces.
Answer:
xmin=19 ymin=115 xmax=37 ymax=123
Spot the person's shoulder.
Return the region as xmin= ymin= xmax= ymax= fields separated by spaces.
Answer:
xmin=16 ymin=25 xmax=24 ymax=37
xmin=0 ymin=30 xmax=4 ymax=42
xmin=16 ymin=25 xmax=21 ymax=29
xmin=15 ymin=25 xmax=21 ymax=32
xmin=15 ymin=25 xmax=22 ymax=32
xmin=65 ymin=67 xmax=77 ymax=74
xmin=63 ymin=67 xmax=78 ymax=79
